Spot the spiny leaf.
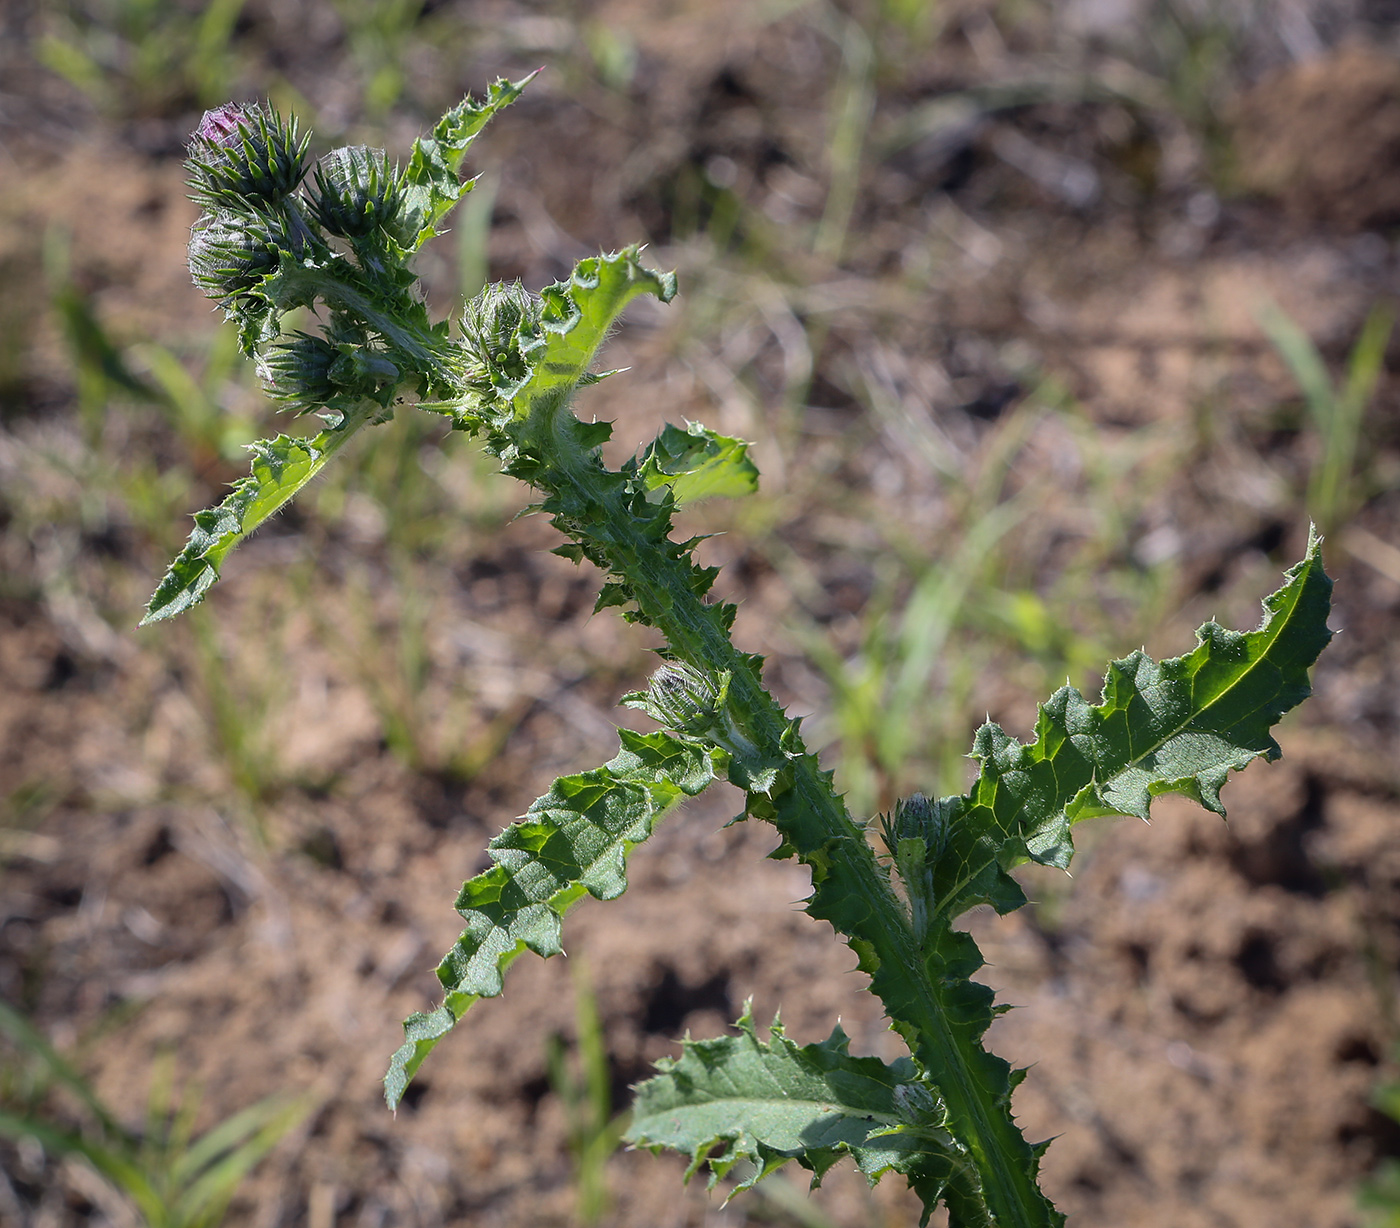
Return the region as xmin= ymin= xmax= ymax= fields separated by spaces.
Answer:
xmin=385 ymin=730 xmax=714 ymax=1108
xmin=872 ymin=535 xmax=1331 ymax=1225
xmin=929 ymin=528 xmax=1334 ymax=922
xmin=625 ymin=1005 xmax=969 ymax=1224
xmin=140 ymin=402 xmax=385 ymax=624
xmin=400 ymin=73 xmax=537 ymax=251
xmin=629 ymin=421 xmax=759 ymax=506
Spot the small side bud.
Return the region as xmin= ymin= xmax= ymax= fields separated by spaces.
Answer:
xmin=625 ymin=664 xmax=761 ymax=760
xmin=892 ymin=1081 xmax=941 ymax=1126
xmin=187 ymin=102 xmax=311 ymax=210
xmin=309 ymin=145 xmax=412 ymax=243
xmin=646 ymin=664 xmax=724 ymax=735
xmin=258 ymin=334 xmax=401 ymax=413
xmin=890 ymin=793 xmax=949 ymax=863
xmin=878 ymin=793 xmax=956 ymax=940
xmin=459 ymin=282 xmax=541 ymax=362
xmin=457 ymin=281 xmax=545 ymax=403
xmin=257 ymin=333 xmax=340 ymax=410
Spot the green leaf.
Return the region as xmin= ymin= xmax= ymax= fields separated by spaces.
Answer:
xmin=517 ymin=248 xmax=678 ymax=430
xmin=630 ymin=421 xmax=759 ymax=505
xmin=400 ymin=73 xmax=537 ymax=251
xmin=929 ymin=528 xmax=1334 ymax=921
xmin=385 ymin=729 xmax=714 ymax=1108
xmin=625 ymin=1005 xmax=969 ymax=1223
xmin=667 ymin=536 xmax=1331 ymax=1228
xmin=140 ymin=401 xmax=384 ymax=624
xmin=850 ymin=532 xmax=1332 ymax=1226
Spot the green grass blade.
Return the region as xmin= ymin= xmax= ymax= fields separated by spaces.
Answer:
xmin=1318 ymin=302 xmax=1396 ymax=530
xmin=0 ymin=1109 xmax=162 ymax=1224
xmin=171 ymin=1096 xmax=311 ymax=1228
xmin=0 ymin=1001 xmax=123 ymax=1137
xmin=1257 ymin=301 xmax=1334 ymax=427
xmin=166 ymin=1093 xmax=308 ymax=1189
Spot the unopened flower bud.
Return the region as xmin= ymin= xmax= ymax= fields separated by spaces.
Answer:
xmin=457 ymin=281 xmax=544 ymax=401
xmin=891 ymin=793 xmax=949 ymax=862
xmin=310 ymin=145 xmax=410 ymax=242
xmin=188 ymin=211 xmax=283 ymax=299
xmin=647 ymin=664 xmax=723 ymax=734
xmin=460 ymin=282 xmax=541 ymax=360
xmin=258 ymin=333 xmax=340 ymax=410
xmin=259 ymin=335 xmax=400 ymax=412
xmin=187 ymin=102 xmax=310 ymax=209
xmin=892 ymin=1082 xmax=940 ymax=1125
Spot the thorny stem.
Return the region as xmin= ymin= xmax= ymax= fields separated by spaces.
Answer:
xmin=149 ymin=83 xmax=1332 ymax=1228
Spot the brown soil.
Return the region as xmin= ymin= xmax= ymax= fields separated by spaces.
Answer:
xmin=3 ymin=5 xmax=1400 ymax=1228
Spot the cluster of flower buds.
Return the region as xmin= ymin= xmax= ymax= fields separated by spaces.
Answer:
xmin=184 ymin=101 xmax=418 ymax=315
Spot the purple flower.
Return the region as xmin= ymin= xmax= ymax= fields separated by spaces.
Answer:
xmin=194 ymin=104 xmax=248 ymax=148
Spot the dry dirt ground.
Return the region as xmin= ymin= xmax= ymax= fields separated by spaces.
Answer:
xmin=3 ymin=3 xmax=1400 ymax=1227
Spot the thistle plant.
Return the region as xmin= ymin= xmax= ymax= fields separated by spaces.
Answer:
xmin=145 ymin=78 xmax=1335 ymax=1226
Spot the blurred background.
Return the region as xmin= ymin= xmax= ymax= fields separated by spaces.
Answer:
xmin=2 ymin=1 xmax=1400 ymax=1225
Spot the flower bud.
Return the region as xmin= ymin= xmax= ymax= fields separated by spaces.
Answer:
xmin=309 ymin=145 xmax=411 ymax=243
xmin=457 ymin=281 xmax=545 ymax=402
xmin=187 ymin=102 xmax=310 ymax=209
xmin=258 ymin=334 xmax=401 ymax=413
xmin=646 ymin=663 xmax=724 ymax=735
xmin=258 ymin=333 xmax=340 ymax=410
xmin=889 ymin=793 xmax=949 ymax=863
xmin=188 ymin=211 xmax=283 ymax=299
xmin=892 ymin=1081 xmax=940 ymax=1126
xmin=460 ymin=281 xmax=541 ymax=360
